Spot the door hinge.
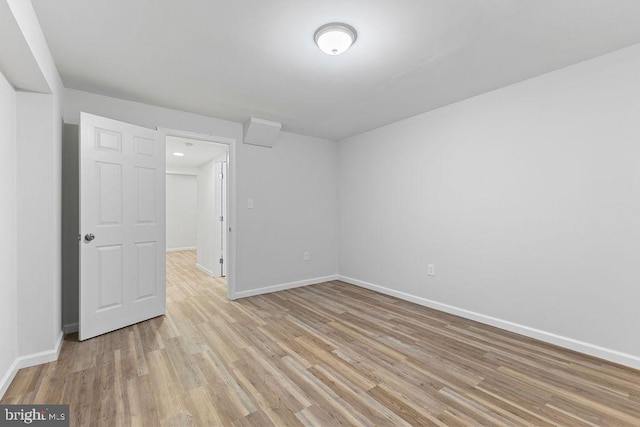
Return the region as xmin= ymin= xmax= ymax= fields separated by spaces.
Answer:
xmin=219 ymin=216 xmax=223 ymax=222
xmin=219 ymin=257 xmax=224 ymax=265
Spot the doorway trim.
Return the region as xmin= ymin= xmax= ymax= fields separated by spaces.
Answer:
xmin=158 ymin=127 xmax=237 ymax=300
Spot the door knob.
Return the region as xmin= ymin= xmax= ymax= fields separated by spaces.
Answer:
xmin=84 ymin=233 xmax=95 ymax=242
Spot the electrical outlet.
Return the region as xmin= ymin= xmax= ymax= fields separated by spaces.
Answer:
xmin=304 ymin=251 xmax=310 ymax=261
xmin=248 ymin=199 xmax=254 ymax=209
xmin=427 ymin=264 xmax=435 ymax=276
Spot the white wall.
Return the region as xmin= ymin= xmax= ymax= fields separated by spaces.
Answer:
xmin=0 ymin=71 xmax=18 ymax=397
xmin=237 ymin=131 xmax=339 ymax=296
xmin=16 ymin=92 xmax=60 ymax=356
xmin=166 ymin=173 xmax=198 ymax=251
xmin=12 ymin=0 xmax=64 ymax=361
xmin=339 ymin=43 xmax=640 ymax=368
xmin=1 ymin=0 xmax=65 ymax=397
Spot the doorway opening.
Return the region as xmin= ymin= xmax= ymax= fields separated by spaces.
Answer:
xmin=163 ymin=130 xmax=235 ymax=298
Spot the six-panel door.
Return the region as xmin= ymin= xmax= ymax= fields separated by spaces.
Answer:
xmin=79 ymin=112 xmax=166 ymax=341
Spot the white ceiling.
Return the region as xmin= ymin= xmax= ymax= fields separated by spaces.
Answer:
xmin=32 ymin=0 xmax=640 ymax=140
xmin=166 ymin=135 xmax=227 ymax=170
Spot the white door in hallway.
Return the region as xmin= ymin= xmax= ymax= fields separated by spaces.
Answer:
xmin=79 ymin=112 xmax=166 ymax=341
xmin=216 ymin=158 xmax=227 ymax=277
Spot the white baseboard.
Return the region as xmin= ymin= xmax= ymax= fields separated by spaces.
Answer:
xmin=16 ymin=330 xmax=64 ymax=370
xmin=166 ymin=247 xmax=196 ymax=253
xmin=196 ymin=263 xmax=217 ymax=278
xmin=338 ymin=275 xmax=640 ymax=371
xmin=0 ymin=358 xmax=20 ymax=400
xmin=63 ymin=322 xmax=79 ymax=334
xmin=233 ymin=275 xmax=339 ymax=299
xmin=0 ymin=330 xmax=64 ymax=399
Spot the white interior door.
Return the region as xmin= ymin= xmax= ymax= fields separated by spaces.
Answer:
xmin=221 ymin=159 xmax=227 ymax=277
xmin=79 ymin=112 xmax=166 ymax=341
xmin=217 ymin=159 xmax=227 ymax=277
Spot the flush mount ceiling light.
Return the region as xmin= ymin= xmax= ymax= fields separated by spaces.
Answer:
xmin=172 ymin=152 xmax=184 ymax=157
xmin=314 ymin=23 xmax=357 ymax=55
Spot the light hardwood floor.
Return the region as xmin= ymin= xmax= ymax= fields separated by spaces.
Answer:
xmin=3 ymin=250 xmax=640 ymax=426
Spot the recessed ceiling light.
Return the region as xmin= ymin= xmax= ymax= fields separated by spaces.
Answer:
xmin=173 ymin=152 xmax=185 ymax=157
xmin=314 ymin=23 xmax=357 ymax=55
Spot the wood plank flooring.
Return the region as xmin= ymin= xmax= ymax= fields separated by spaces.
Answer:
xmin=3 ymin=250 xmax=640 ymax=426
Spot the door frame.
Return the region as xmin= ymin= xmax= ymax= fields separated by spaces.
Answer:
xmin=158 ymin=127 xmax=237 ymax=300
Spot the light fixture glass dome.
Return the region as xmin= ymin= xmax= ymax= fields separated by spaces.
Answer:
xmin=314 ymin=23 xmax=357 ymax=55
